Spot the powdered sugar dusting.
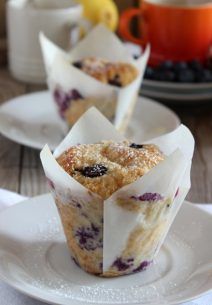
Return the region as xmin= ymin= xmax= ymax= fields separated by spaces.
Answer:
xmin=57 ymin=141 xmax=164 ymax=200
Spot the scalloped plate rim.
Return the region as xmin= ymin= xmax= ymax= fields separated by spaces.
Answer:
xmin=0 ymin=194 xmax=211 ymax=305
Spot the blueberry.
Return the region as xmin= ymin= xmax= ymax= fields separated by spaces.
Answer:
xmin=91 ymin=223 xmax=99 ymax=234
xmin=53 ymin=88 xmax=83 ymax=118
xmin=177 ymin=69 xmax=195 ymax=83
xmin=159 ymin=60 xmax=173 ymax=70
xmin=153 ymin=70 xmax=168 ymax=81
xmin=108 ymin=80 xmax=122 ymax=87
xmin=109 ymin=75 xmax=121 ymax=87
xmin=75 ymin=224 xmax=102 ymax=251
xmin=127 ymin=258 xmax=134 ymax=262
xmin=54 ymin=89 xmax=71 ymax=118
xmin=75 ymin=228 xmax=93 ymax=248
xmin=112 ymin=257 xmax=133 ymax=271
xmin=153 ymin=69 xmax=176 ymax=82
xmin=70 ymin=89 xmax=83 ymax=100
xmin=163 ymin=70 xmax=176 ymax=82
xmin=131 ymin=192 xmax=164 ymax=202
xmin=188 ymin=60 xmax=203 ymax=72
xmin=133 ymin=261 xmax=150 ymax=273
xmin=174 ymin=61 xmax=188 ymax=71
xmin=203 ymin=69 xmax=212 ymax=82
xmin=80 ymin=164 xmax=107 ymax=178
xmin=144 ymin=66 xmax=155 ymax=80
xmin=73 ymin=61 xmax=83 ymax=69
xmin=195 ymin=70 xmax=204 ymax=82
xmin=196 ymin=69 xmax=212 ymax=82
xmin=71 ymin=199 xmax=82 ymax=209
xmin=130 ymin=143 xmax=144 ymax=149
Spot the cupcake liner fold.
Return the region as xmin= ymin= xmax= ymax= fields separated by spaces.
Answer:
xmin=39 ymin=24 xmax=150 ymax=132
xmin=68 ymin=24 xmax=134 ymax=63
xmin=40 ymin=107 xmax=194 ymax=276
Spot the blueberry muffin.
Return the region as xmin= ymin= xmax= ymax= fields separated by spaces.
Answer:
xmin=53 ymin=141 xmax=169 ymax=276
xmin=73 ymin=58 xmax=138 ymax=87
xmin=52 ymin=59 xmax=138 ymax=126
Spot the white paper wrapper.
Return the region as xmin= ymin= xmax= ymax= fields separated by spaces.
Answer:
xmin=40 ymin=108 xmax=194 ymax=277
xmin=39 ymin=24 xmax=150 ymax=132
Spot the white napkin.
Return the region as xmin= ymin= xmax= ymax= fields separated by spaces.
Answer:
xmin=0 ymin=188 xmax=211 ymax=305
xmin=0 ymin=189 xmax=28 ymax=212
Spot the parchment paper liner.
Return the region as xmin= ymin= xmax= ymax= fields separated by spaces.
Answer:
xmin=39 ymin=24 xmax=150 ymax=133
xmin=40 ymin=108 xmax=194 ymax=277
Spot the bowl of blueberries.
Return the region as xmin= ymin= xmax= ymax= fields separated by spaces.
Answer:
xmin=140 ymin=57 xmax=212 ymax=103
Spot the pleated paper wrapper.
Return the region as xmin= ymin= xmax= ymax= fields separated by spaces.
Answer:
xmin=39 ymin=24 xmax=150 ymax=133
xmin=40 ymin=108 xmax=194 ymax=277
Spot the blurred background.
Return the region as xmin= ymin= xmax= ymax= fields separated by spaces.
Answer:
xmin=0 ymin=0 xmax=135 ymax=66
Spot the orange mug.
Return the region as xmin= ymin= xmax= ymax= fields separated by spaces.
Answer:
xmin=119 ymin=0 xmax=212 ymax=66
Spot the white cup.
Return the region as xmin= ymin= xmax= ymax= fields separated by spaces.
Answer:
xmin=7 ymin=0 xmax=82 ymax=84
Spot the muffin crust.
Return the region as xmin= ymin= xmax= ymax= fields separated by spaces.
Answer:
xmin=57 ymin=141 xmax=164 ymax=199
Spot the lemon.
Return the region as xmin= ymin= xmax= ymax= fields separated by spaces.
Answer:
xmin=78 ymin=0 xmax=119 ymax=32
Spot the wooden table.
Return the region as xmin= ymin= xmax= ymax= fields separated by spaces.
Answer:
xmin=0 ymin=68 xmax=212 ymax=203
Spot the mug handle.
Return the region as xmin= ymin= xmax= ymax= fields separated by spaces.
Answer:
xmin=119 ymin=8 xmax=144 ymax=46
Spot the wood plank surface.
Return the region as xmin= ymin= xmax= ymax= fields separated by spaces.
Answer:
xmin=0 ymin=68 xmax=212 ymax=203
xmin=174 ymin=104 xmax=212 ymax=203
xmin=0 ymin=69 xmax=26 ymax=193
xmin=20 ymin=82 xmax=47 ymax=196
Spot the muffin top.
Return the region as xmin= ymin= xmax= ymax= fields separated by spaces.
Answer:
xmin=73 ymin=58 xmax=138 ymax=87
xmin=57 ymin=141 xmax=164 ymax=199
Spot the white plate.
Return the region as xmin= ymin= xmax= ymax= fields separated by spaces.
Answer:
xmin=0 ymin=91 xmax=180 ymax=150
xmin=141 ymin=88 xmax=212 ymax=103
xmin=143 ymin=79 xmax=212 ymax=92
xmin=0 ymin=194 xmax=211 ymax=305
xmin=142 ymin=80 xmax=212 ymax=103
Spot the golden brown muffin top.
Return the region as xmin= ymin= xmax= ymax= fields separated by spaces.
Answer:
xmin=57 ymin=141 xmax=164 ymax=199
xmin=73 ymin=58 xmax=138 ymax=87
